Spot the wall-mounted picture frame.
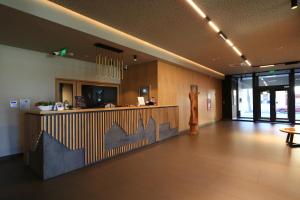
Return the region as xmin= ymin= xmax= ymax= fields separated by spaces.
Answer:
xmin=207 ymin=91 xmax=212 ymax=110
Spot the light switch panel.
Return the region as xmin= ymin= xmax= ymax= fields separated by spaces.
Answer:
xmin=10 ymin=100 xmax=18 ymax=108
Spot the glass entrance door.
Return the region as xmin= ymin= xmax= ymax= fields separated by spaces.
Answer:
xmin=260 ymin=89 xmax=289 ymax=122
xmin=260 ymin=90 xmax=271 ymax=120
xmin=275 ymin=90 xmax=288 ymax=120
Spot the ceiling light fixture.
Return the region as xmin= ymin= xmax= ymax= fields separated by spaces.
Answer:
xmin=185 ymin=0 xmax=252 ymax=68
xmin=186 ymin=0 xmax=206 ymax=18
xmin=95 ymin=43 xmax=124 ymax=81
xmin=259 ymin=64 xmax=275 ymax=68
xmin=291 ymin=0 xmax=298 ymax=9
xmin=232 ymin=46 xmax=242 ymax=56
xmin=208 ymin=21 xmax=220 ymax=33
xmin=219 ymin=32 xmax=226 ymax=40
xmin=245 ymin=60 xmax=251 ymax=66
xmin=133 ymin=55 xmax=137 ymax=62
xmin=225 ymin=39 xmax=234 ymax=47
xmin=219 ymin=32 xmax=234 ymax=47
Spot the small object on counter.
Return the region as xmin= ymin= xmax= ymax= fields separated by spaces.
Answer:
xmin=35 ymin=101 xmax=55 ymax=111
xmin=63 ymin=100 xmax=70 ymax=110
xmin=105 ymin=103 xmax=115 ymax=108
xmin=123 ymin=104 xmax=136 ymax=107
xmin=75 ymin=96 xmax=87 ymax=109
xmin=147 ymin=97 xmax=156 ymax=106
xmin=54 ymin=102 xmax=64 ymax=111
xmin=137 ymin=97 xmax=145 ymax=106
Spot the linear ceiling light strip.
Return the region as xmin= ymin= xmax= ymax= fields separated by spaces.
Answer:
xmin=186 ymin=0 xmax=252 ymax=67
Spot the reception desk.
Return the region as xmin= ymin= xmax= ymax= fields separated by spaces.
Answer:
xmin=25 ymin=105 xmax=179 ymax=179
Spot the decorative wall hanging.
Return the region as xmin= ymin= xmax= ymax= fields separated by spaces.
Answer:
xmin=207 ymin=91 xmax=213 ymax=110
xmin=94 ymin=43 xmax=124 ymax=81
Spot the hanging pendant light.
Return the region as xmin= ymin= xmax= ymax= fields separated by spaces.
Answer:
xmin=94 ymin=43 xmax=124 ymax=81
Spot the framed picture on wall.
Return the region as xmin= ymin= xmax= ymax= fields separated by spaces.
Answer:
xmin=207 ymin=92 xmax=212 ymax=110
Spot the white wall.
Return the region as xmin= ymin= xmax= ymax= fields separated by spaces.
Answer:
xmin=0 ymin=44 xmax=119 ymax=157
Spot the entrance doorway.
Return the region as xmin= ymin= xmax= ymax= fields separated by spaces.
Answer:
xmin=260 ymin=88 xmax=289 ymax=122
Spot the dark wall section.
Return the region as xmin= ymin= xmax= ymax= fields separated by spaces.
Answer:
xmin=222 ymin=75 xmax=232 ymax=120
xmin=252 ymin=74 xmax=259 ymax=122
xmin=289 ymin=69 xmax=295 ymax=124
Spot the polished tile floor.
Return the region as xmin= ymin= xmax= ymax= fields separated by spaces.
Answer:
xmin=1 ymin=121 xmax=300 ymax=200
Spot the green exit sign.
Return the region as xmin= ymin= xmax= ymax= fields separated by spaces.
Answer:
xmin=59 ymin=48 xmax=67 ymax=56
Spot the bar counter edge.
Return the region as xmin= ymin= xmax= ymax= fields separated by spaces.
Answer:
xmin=25 ymin=105 xmax=179 ymax=179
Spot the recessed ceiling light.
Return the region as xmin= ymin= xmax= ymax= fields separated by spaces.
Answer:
xmin=186 ymin=0 xmax=206 ymax=18
xmin=208 ymin=21 xmax=220 ymax=33
xmin=133 ymin=55 xmax=137 ymax=62
xmin=245 ymin=60 xmax=251 ymax=66
xmin=260 ymin=64 xmax=275 ymax=68
xmin=232 ymin=46 xmax=242 ymax=56
xmin=291 ymin=0 xmax=298 ymax=9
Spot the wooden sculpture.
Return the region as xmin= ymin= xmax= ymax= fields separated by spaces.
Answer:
xmin=189 ymin=85 xmax=199 ymax=135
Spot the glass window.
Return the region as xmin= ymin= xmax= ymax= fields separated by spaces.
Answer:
xmin=258 ymin=74 xmax=289 ymax=86
xmin=260 ymin=91 xmax=270 ymax=119
xmin=295 ymin=73 xmax=300 ymax=121
xmin=275 ymin=90 xmax=288 ymax=119
xmin=231 ymin=77 xmax=238 ymax=120
xmin=232 ymin=89 xmax=237 ymax=119
xmin=238 ymin=77 xmax=253 ymax=118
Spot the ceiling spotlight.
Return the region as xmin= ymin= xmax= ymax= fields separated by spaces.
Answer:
xmin=232 ymin=46 xmax=242 ymax=56
xmin=219 ymin=32 xmax=227 ymax=40
xmin=291 ymin=0 xmax=298 ymax=9
xmin=208 ymin=21 xmax=220 ymax=33
xmin=186 ymin=0 xmax=206 ymax=18
xmin=259 ymin=64 xmax=275 ymax=68
xmin=245 ymin=60 xmax=251 ymax=66
xmin=133 ymin=55 xmax=137 ymax=62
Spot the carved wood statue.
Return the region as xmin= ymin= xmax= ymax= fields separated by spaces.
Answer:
xmin=189 ymin=85 xmax=199 ymax=135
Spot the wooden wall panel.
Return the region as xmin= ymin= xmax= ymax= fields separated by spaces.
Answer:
xmin=120 ymin=61 xmax=158 ymax=105
xmin=157 ymin=61 xmax=222 ymax=131
xmin=25 ymin=106 xmax=178 ymax=165
xmin=119 ymin=60 xmax=222 ymax=132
